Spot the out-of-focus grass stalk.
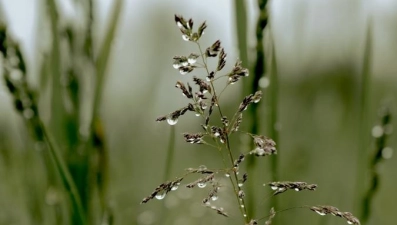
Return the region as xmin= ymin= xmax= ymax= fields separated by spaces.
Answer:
xmin=41 ymin=122 xmax=87 ymax=225
xmin=354 ymin=20 xmax=372 ymax=218
xmin=92 ymin=0 xmax=123 ymax=221
xmin=163 ymin=126 xmax=176 ymax=181
xmin=245 ymin=0 xmax=268 ymax=218
xmin=361 ymin=105 xmax=392 ymax=224
xmin=94 ymin=0 xmax=123 ymax=112
xmin=45 ymin=0 xmax=65 ymax=143
xmin=233 ymin=0 xmax=249 ymax=71
xmin=159 ymin=126 xmax=176 ymax=225
xmin=267 ymin=26 xmax=279 ymax=216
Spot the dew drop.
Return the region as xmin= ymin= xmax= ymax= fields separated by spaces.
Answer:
xmin=195 ymin=113 xmax=200 ymax=117
xmin=240 ymin=204 xmax=244 ymax=208
xmin=382 ymin=147 xmax=393 ymax=159
xmin=197 ymin=182 xmax=207 ymax=188
xmin=259 ymin=76 xmax=270 ymax=88
xmin=167 ymin=117 xmax=178 ymax=125
xmin=211 ymin=195 xmax=218 ymax=201
xmin=372 ymin=125 xmax=383 ymax=138
xmin=23 ymin=108 xmax=34 ymax=119
xmin=238 ymin=183 xmax=243 ymax=187
xmin=188 ymin=58 xmax=197 ymax=64
xmin=182 ymin=61 xmax=189 ymax=66
xmin=179 ymin=69 xmax=188 ymax=75
xmin=347 ymin=221 xmax=353 ymax=225
xmin=243 ymin=214 xmax=247 ymax=217
xmin=173 ymin=63 xmax=180 ymax=69
xmin=314 ymin=210 xmax=326 ymax=216
xmin=182 ymin=35 xmax=190 ymax=41
xmin=171 ymin=183 xmax=180 ymax=191
xmin=295 ymin=188 xmax=300 ymax=191
xmin=253 ymin=99 xmax=261 ymax=103
xmin=176 ymin=22 xmax=183 ymax=28
xmin=155 ymin=192 xmax=166 ymax=200
xmin=198 ymin=165 xmax=207 ymax=170
xmin=271 ymin=186 xmax=278 ymax=190
xmin=225 ymin=173 xmax=230 ymax=177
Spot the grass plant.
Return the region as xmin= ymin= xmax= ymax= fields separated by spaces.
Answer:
xmin=141 ymin=15 xmax=361 ymax=225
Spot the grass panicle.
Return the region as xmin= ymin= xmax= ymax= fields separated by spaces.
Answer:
xmin=141 ymin=15 xmax=360 ymax=225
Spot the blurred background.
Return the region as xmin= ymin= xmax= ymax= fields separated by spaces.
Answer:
xmin=0 ymin=0 xmax=396 ymax=225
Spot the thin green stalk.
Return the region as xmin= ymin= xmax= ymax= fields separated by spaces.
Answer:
xmin=90 ymin=0 xmax=123 ymax=220
xmin=159 ymin=126 xmax=176 ymax=225
xmin=268 ymin=29 xmax=279 ymax=203
xmin=355 ymin=20 xmax=372 ymax=218
xmin=163 ymin=126 xmax=176 ymax=181
xmin=361 ymin=105 xmax=391 ymax=224
xmin=197 ymin=42 xmax=249 ymax=223
xmin=45 ymin=0 xmax=65 ymax=143
xmin=233 ymin=0 xmax=248 ymax=70
xmin=246 ymin=0 xmax=268 ymax=219
xmin=40 ymin=121 xmax=87 ymax=225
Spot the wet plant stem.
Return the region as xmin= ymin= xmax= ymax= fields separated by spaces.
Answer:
xmin=197 ymin=42 xmax=249 ymax=223
xmin=163 ymin=126 xmax=176 ymax=181
xmin=40 ymin=121 xmax=87 ymax=225
xmin=246 ymin=0 xmax=268 ymax=219
xmin=355 ymin=20 xmax=372 ymax=218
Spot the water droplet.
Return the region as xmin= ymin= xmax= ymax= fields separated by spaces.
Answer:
xmin=155 ymin=192 xmax=166 ymax=200
xmin=372 ymin=125 xmax=383 ymax=138
xmin=188 ymin=58 xmax=197 ymax=64
xmin=295 ymin=188 xmax=300 ymax=191
xmin=240 ymin=204 xmax=244 ymax=208
xmin=179 ymin=69 xmax=188 ymax=75
xmin=259 ymin=76 xmax=270 ymax=88
xmin=171 ymin=184 xmax=180 ymax=191
xmin=195 ymin=113 xmax=200 ymax=117
xmin=253 ymin=99 xmax=260 ymax=103
xmin=243 ymin=214 xmax=247 ymax=217
xmin=347 ymin=221 xmax=353 ymax=225
xmin=198 ymin=165 xmax=207 ymax=170
xmin=167 ymin=117 xmax=178 ymax=125
xmin=271 ymin=186 xmax=278 ymax=190
xmin=182 ymin=61 xmax=188 ymax=66
xmin=314 ymin=210 xmax=326 ymax=216
xmin=211 ymin=195 xmax=218 ymax=201
xmin=382 ymin=147 xmax=393 ymax=159
xmin=197 ymin=182 xmax=207 ymax=188
xmin=176 ymin=22 xmax=183 ymax=28
xmin=238 ymin=183 xmax=243 ymax=187
xmin=23 ymin=108 xmax=34 ymax=119
xmin=182 ymin=35 xmax=189 ymax=41
xmin=225 ymin=173 xmax=230 ymax=177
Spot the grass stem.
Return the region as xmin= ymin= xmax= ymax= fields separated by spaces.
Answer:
xmin=40 ymin=121 xmax=87 ymax=225
xmin=355 ymin=19 xmax=372 ymax=218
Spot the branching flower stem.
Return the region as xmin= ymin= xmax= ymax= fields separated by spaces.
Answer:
xmin=196 ymin=42 xmax=250 ymax=223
